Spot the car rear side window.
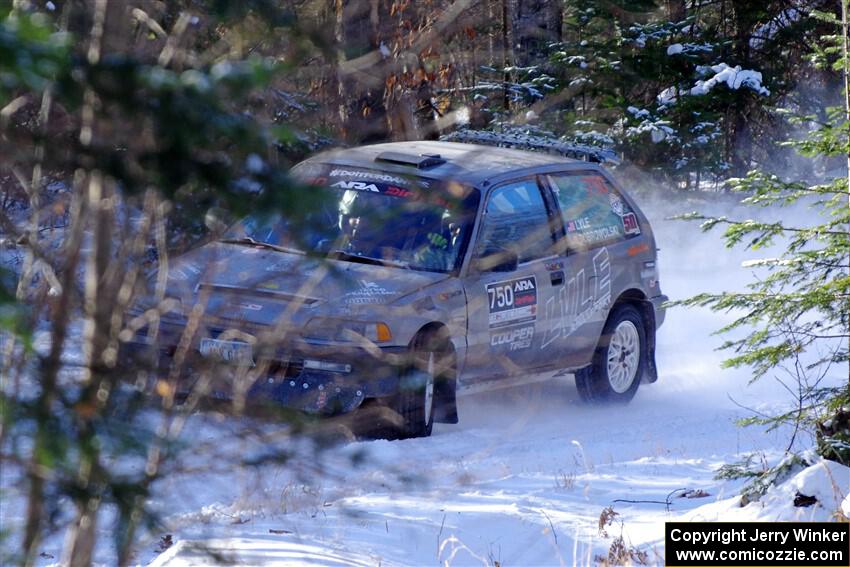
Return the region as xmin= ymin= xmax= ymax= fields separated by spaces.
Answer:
xmin=547 ymin=173 xmax=641 ymax=250
xmin=477 ymin=178 xmax=554 ymax=264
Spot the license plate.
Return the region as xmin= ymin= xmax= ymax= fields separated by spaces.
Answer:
xmin=199 ymin=338 xmax=254 ymax=366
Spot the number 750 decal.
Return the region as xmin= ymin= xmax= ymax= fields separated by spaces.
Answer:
xmin=486 ymin=276 xmax=538 ymax=329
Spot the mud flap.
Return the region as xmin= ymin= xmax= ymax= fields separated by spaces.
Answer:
xmin=640 ymin=300 xmax=659 ymax=384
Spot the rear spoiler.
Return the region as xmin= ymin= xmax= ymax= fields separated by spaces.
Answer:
xmin=441 ymin=129 xmax=620 ymax=165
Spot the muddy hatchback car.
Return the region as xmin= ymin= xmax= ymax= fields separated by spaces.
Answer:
xmin=122 ymin=140 xmax=667 ymax=438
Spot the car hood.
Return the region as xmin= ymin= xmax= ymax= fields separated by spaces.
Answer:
xmin=154 ymin=242 xmax=449 ymax=327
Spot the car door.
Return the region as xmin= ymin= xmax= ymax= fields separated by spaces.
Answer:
xmin=538 ymin=170 xmax=643 ymax=367
xmin=461 ymin=177 xmax=562 ymax=384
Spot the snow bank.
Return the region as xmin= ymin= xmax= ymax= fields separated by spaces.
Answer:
xmin=683 ymin=460 xmax=849 ymax=523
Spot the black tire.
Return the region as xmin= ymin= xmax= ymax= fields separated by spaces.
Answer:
xmin=392 ymin=330 xmax=453 ymax=439
xmin=575 ymin=304 xmax=645 ymax=404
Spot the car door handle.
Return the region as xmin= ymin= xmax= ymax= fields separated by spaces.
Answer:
xmin=550 ymin=270 xmax=565 ymax=286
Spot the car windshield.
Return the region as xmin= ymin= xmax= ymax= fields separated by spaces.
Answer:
xmin=223 ymin=164 xmax=479 ymax=273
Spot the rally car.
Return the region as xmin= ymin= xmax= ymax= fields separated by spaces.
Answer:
xmin=121 ymin=140 xmax=667 ymax=438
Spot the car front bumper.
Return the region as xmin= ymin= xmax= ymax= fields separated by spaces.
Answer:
xmin=120 ymin=325 xmax=408 ymax=414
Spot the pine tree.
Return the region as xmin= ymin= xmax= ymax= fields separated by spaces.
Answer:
xmin=674 ymin=4 xmax=850 ymax=467
xmin=0 ymin=3 xmax=318 ymax=564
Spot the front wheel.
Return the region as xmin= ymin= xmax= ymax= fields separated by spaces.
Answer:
xmin=394 ymin=350 xmax=436 ymax=438
xmin=575 ymin=304 xmax=645 ymax=404
xmin=392 ymin=328 xmax=455 ymax=439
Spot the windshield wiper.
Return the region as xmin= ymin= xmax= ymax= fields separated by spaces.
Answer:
xmin=219 ymin=237 xmax=305 ymax=255
xmin=327 ymin=249 xmax=410 ymax=269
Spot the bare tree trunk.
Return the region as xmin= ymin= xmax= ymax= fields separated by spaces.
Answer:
xmin=21 ymin=82 xmax=53 ymax=567
xmin=511 ymin=0 xmax=562 ymax=66
xmin=63 ymin=2 xmax=110 ymax=563
xmin=335 ymin=0 xmax=388 ymax=143
xmin=667 ymin=0 xmax=686 ymax=21
xmin=501 ymin=0 xmax=510 ymax=111
xmin=488 ymin=0 xmax=495 ymax=66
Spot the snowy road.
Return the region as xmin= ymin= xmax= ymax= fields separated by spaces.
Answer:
xmin=145 ymin=382 xmax=796 ymax=566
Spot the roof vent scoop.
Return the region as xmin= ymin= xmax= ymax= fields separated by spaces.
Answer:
xmin=374 ymin=151 xmax=446 ymax=169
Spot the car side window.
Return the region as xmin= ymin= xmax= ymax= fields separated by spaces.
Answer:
xmin=547 ymin=172 xmax=641 ymax=250
xmin=476 ymin=178 xmax=554 ymax=264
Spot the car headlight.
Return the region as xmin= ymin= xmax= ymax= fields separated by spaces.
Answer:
xmin=302 ymin=317 xmax=392 ymax=343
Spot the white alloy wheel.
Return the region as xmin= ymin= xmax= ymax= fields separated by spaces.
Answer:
xmin=606 ymin=320 xmax=640 ymax=393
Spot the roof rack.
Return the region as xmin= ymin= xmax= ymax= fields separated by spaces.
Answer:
xmin=375 ymin=151 xmax=446 ymax=169
xmin=441 ymin=129 xmax=620 ymax=165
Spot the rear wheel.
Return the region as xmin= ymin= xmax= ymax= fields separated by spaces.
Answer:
xmin=575 ymin=304 xmax=645 ymax=404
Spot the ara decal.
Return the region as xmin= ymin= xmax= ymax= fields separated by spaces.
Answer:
xmin=330 ymin=180 xmax=379 ymax=192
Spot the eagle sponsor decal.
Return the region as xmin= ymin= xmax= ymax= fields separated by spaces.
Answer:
xmin=609 ymin=193 xmax=626 ymax=216
xmin=344 ymin=280 xmax=397 ymax=305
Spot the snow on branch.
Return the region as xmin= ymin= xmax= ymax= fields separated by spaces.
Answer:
xmin=658 ymin=63 xmax=771 ymax=105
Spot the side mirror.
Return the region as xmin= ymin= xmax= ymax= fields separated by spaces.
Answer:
xmin=204 ymin=207 xmax=229 ymax=234
xmin=475 ymin=246 xmax=519 ymax=273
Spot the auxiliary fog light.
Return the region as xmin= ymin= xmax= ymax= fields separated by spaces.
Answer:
xmin=303 ymin=359 xmax=352 ymax=373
